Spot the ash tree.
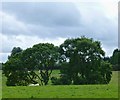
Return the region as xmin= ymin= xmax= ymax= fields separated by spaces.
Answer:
xmin=4 ymin=43 xmax=59 ymax=86
xmin=56 ymin=37 xmax=112 ymax=85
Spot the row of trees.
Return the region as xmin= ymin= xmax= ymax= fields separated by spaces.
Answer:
xmin=0 ymin=63 xmax=2 ymax=70
xmin=104 ymin=49 xmax=120 ymax=71
xmin=111 ymin=49 xmax=120 ymax=70
xmin=3 ymin=37 xmax=114 ymax=86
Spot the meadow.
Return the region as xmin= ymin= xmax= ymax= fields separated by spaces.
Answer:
xmin=1 ymin=70 xmax=119 ymax=98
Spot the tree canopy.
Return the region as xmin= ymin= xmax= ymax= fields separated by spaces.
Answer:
xmin=4 ymin=43 xmax=59 ymax=86
xmin=110 ymin=49 xmax=120 ymax=71
xmin=3 ymin=37 xmax=112 ymax=86
xmin=52 ymin=37 xmax=112 ymax=85
xmin=8 ymin=47 xmax=23 ymax=59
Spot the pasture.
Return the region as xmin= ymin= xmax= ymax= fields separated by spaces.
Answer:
xmin=1 ymin=70 xmax=119 ymax=98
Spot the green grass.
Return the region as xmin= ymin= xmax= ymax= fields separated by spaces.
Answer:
xmin=2 ymin=71 xmax=119 ymax=98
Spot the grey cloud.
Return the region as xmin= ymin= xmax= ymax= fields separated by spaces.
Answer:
xmin=2 ymin=2 xmax=117 ymax=40
xmin=1 ymin=2 xmax=118 ymax=59
xmin=28 ymin=25 xmax=85 ymax=39
xmin=2 ymin=2 xmax=81 ymax=27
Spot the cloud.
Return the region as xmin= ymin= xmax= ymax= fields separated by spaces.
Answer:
xmin=2 ymin=2 xmax=81 ymax=27
xmin=1 ymin=33 xmax=66 ymax=62
xmin=1 ymin=11 xmax=32 ymax=36
xmin=2 ymin=2 xmax=83 ymax=38
xmin=0 ymin=53 xmax=10 ymax=63
xmin=75 ymin=2 xmax=118 ymax=53
xmin=1 ymin=33 xmax=66 ymax=53
xmin=0 ymin=2 xmax=118 ymax=62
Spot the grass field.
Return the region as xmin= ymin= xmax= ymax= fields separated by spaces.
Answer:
xmin=1 ymin=70 xmax=119 ymax=98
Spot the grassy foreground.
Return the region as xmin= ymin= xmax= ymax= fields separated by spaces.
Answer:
xmin=2 ymin=71 xmax=119 ymax=98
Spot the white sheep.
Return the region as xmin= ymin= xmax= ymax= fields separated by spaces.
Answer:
xmin=28 ymin=83 xmax=39 ymax=86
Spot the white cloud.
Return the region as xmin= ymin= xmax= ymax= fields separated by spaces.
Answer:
xmin=1 ymin=33 xmax=66 ymax=52
xmin=1 ymin=33 xmax=66 ymax=62
xmin=75 ymin=2 xmax=118 ymax=55
xmin=0 ymin=2 xmax=118 ymax=62
xmin=1 ymin=11 xmax=32 ymax=35
xmin=0 ymin=53 xmax=10 ymax=63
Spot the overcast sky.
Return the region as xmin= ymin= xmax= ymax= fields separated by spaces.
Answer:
xmin=0 ymin=1 xmax=118 ymax=63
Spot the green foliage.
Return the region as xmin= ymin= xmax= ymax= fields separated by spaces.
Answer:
xmin=4 ymin=37 xmax=113 ymax=86
xmin=59 ymin=37 xmax=112 ymax=85
xmin=30 ymin=43 xmax=59 ymax=85
xmin=0 ymin=63 xmax=2 ymax=70
xmin=100 ymin=61 xmax=112 ymax=84
xmin=110 ymin=49 xmax=120 ymax=71
xmin=8 ymin=47 xmax=23 ymax=59
xmin=51 ymin=77 xmax=61 ymax=85
xmin=4 ymin=53 xmax=35 ymax=86
xmin=111 ymin=49 xmax=120 ymax=65
xmin=4 ymin=43 xmax=59 ymax=86
xmin=51 ymin=75 xmax=71 ymax=85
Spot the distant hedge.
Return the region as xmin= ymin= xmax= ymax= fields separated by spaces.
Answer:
xmin=0 ymin=63 xmax=2 ymax=70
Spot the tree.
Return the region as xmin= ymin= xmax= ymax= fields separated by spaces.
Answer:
xmin=8 ymin=47 xmax=23 ymax=59
xmin=57 ymin=37 xmax=112 ymax=84
xmin=30 ymin=43 xmax=59 ymax=85
xmin=3 ymin=47 xmax=30 ymax=86
xmin=110 ymin=49 xmax=120 ymax=71
xmin=103 ymin=56 xmax=110 ymax=63
xmin=4 ymin=53 xmax=31 ymax=86
xmin=0 ymin=63 xmax=2 ymax=70
xmin=4 ymin=43 xmax=59 ymax=86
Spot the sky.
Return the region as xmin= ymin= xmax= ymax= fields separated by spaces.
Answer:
xmin=0 ymin=0 xmax=118 ymax=63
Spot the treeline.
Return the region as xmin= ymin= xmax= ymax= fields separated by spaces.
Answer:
xmin=104 ymin=49 xmax=120 ymax=71
xmin=2 ymin=36 xmax=119 ymax=86
xmin=0 ymin=63 xmax=2 ymax=70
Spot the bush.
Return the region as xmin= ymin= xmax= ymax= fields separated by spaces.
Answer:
xmin=51 ymin=77 xmax=62 ymax=85
xmin=60 ymin=74 xmax=71 ymax=85
xmin=51 ymin=75 xmax=71 ymax=85
xmin=112 ymin=65 xmax=120 ymax=71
